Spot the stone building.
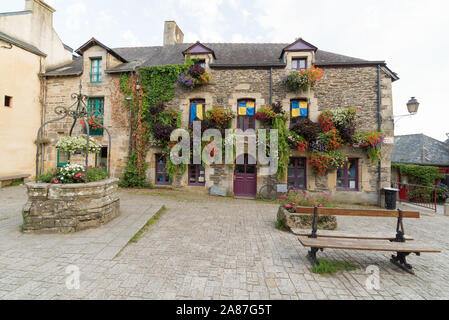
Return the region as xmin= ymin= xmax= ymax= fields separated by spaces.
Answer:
xmin=42 ymin=21 xmax=398 ymax=204
xmin=0 ymin=0 xmax=73 ymax=179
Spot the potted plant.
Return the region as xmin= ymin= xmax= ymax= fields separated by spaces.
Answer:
xmin=255 ymin=105 xmax=277 ymax=127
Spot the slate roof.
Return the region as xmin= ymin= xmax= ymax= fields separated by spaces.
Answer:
xmin=392 ymin=134 xmax=449 ymax=166
xmin=44 ymin=41 xmax=397 ymax=78
xmin=0 ymin=31 xmax=46 ymax=57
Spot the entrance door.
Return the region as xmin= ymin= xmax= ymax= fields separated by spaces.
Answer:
xmin=234 ymin=154 xmax=257 ymax=197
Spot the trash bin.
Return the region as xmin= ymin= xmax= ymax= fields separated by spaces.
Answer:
xmin=383 ymin=188 xmax=399 ymax=210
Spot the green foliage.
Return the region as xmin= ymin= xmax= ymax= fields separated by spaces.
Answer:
xmin=392 ymin=163 xmax=444 ymax=186
xmin=165 ymin=148 xmax=187 ymax=180
xmin=273 ymin=115 xmax=290 ymax=180
xmin=312 ymin=259 xmax=358 ymax=275
xmin=119 ymin=151 xmax=150 ymax=188
xmin=86 ymin=167 xmax=107 ymax=183
xmin=275 ymin=219 xmax=287 ymax=231
xmin=38 ymin=170 xmax=55 ymax=183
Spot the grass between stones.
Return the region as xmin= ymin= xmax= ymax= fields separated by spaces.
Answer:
xmin=312 ymin=259 xmax=358 ymax=275
xmin=128 ymin=205 xmax=167 ymax=244
xmin=0 ymin=217 xmax=9 ymax=222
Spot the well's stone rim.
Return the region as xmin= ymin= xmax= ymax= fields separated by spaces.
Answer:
xmin=27 ymin=178 xmax=119 ymax=189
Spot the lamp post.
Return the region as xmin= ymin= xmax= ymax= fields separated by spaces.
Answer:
xmin=391 ymin=97 xmax=420 ymax=122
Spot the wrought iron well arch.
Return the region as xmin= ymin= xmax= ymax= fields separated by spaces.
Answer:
xmin=35 ymin=82 xmax=112 ymax=182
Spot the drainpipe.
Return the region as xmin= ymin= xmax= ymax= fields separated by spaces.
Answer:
xmin=269 ymin=67 xmax=273 ymax=105
xmin=40 ymin=59 xmax=47 ymax=176
xmin=377 ymin=64 xmax=382 ymax=206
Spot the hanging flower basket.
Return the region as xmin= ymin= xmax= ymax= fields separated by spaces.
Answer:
xmin=177 ymin=63 xmax=212 ymax=89
xmin=284 ymin=66 xmax=323 ymax=92
xmin=56 ymin=135 xmax=101 ymax=154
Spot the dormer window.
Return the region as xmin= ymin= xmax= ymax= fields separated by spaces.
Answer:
xmin=90 ymin=58 xmax=102 ymax=83
xmin=292 ymin=58 xmax=307 ymax=71
xmin=198 ymin=59 xmax=206 ymax=68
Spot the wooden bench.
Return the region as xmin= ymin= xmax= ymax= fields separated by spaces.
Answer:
xmin=0 ymin=174 xmax=30 ymax=188
xmin=295 ymin=206 xmax=441 ymax=274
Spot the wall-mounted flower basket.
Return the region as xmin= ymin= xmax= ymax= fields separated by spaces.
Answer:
xmin=284 ymin=66 xmax=323 ymax=92
xmin=177 ymin=63 xmax=212 ymax=89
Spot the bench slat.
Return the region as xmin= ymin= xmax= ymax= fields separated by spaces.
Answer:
xmin=295 ymin=207 xmax=420 ymax=218
xmin=0 ymin=174 xmax=30 ymax=181
xmin=292 ymin=229 xmax=414 ymax=241
xmin=298 ymin=236 xmax=440 ymax=253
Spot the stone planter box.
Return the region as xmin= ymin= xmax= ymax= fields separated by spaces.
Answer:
xmin=277 ymin=206 xmax=337 ymax=231
xmin=22 ymin=178 xmax=120 ymax=234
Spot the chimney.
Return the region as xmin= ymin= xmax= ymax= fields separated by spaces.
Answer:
xmin=25 ymin=0 xmax=55 ymax=23
xmin=163 ymin=21 xmax=184 ymax=45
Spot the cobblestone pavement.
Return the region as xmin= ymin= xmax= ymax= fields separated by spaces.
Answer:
xmin=1 ymin=185 xmax=448 ymax=300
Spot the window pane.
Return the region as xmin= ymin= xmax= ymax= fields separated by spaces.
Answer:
xmin=288 ymin=176 xmax=295 ymax=188
xmin=236 ymin=165 xmax=245 ymax=174
xmin=337 ymin=169 xmax=345 ymax=188
xmin=299 ymin=59 xmax=306 ymax=70
xmin=292 ymin=59 xmax=298 ymax=70
xmin=348 ymin=160 xmax=357 ymax=178
xmin=246 ymin=165 xmax=256 ymax=175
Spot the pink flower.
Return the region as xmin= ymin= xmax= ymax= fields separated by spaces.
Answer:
xmin=280 ymin=196 xmax=286 ymax=200
xmin=285 ymin=204 xmax=293 ymax=208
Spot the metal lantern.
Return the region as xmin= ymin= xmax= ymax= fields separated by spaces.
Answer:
xmin=406 ymin=97 xmax=420 ymax=114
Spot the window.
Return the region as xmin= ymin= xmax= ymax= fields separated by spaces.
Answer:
xmin=57 ymin=150 xmax=69 ymax=167
xmin=189 ymin=99 xmax=205 ymax=124
xmin=87 ymin=97 xmax=104 ymax=136
xmin=237 ymin=99 xmax=256 ymax=131
xmin=188 ymin=164 xmax=205 ymax=186
xmin=198 ymin=59 xmax=206 ymax=68
xmin=337 ymin=159 xmax=359 ymax=191
xmin=95 ymin=147 xmax=108 ymax=171
xmin=290 ymin=99 xmax=308 ymax=124
xmin=292 ymin=58 xmax=307 ymax=71
xmin=90 ymin=58 xmax=102 ymax=83
xmin=4 ymin=95 xmax=12 ymax=107
xmin=288 ymin=157 xmax=307 ymax=190
xmin=155 ymin=154 xmax=171 ymax=185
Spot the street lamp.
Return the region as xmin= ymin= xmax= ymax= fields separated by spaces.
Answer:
xmin=391 ymin=97 xmax=420 ymax=122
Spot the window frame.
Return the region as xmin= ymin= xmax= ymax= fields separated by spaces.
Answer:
xmin=287 ymin=157 xmax=307 ymax=190
xmin=90 ymin=58 xmax=102 ymax=83
xmin=57 ymin=150 xmax=69 ymax=168
xmin=189 ymin=99 xmax=206 ymax=124
xmin=237 ymin=99 xmax=256 ymax=131
xmin=291 ymin=58 xmax=307 ymax=71
xmin=87 ymin=97 xmax=104 ymax=136
xmin=188 ymin=164 xmax=206 ymax=186
xmin=155 ymin=154 xmax=172 ymax=185
xmin=4 ymin=95 xmax=12 ymax=107
xmin=336 ymin=158 xmax=359 ymax=191
xmin=290 ymin=99 xmax=309 ymax=125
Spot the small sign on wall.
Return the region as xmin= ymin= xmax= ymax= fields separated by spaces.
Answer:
xmin=383 ymin=137 xmax=394 ymax=144
xmin=277 ymin=184 xmax=288 ymax=193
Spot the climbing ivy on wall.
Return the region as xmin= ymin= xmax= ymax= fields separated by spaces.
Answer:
xmin=392 ymin=163 xmax=445 ymax=186
xmin=119 ymin=60 xmax=195 ymax=187
xmin=273 ymin=115 xmax=290 ymax=180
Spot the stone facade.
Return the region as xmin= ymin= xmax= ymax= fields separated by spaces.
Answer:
xmin=41 ymin=34 xmax=396 ymax=205
xmin=22 ymin=178 xmax=120 ymax=233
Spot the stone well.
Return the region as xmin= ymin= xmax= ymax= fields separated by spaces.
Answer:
xmin=22 ymin=178 xmax=120 ymax=233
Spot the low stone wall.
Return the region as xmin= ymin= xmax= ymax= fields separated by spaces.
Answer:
xmin=22 ymin=178 xmax=120 ymax=233
xmin=277 ymin=206 xmax=337 ymax=231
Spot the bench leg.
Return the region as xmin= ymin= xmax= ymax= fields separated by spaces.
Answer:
xmin=391 ymin=252 xmax=414 ymax=274
xmin=308 ymin=248 xmax=320 ymax=266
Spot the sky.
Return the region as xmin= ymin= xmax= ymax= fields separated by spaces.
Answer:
xmin=1 ymin=0 xmax=448 ymax=142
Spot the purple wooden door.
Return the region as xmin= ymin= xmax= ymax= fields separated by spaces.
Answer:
xmin=234 ymin=154 xmax=257 ymax=197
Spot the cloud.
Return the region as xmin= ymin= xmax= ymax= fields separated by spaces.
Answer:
xmin=122 ymin=30 xmax=142 ymax=47
xmin=65 ymin=2 xmax=87 ymax=31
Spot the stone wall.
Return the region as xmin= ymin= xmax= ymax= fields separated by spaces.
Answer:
xmin=42 ymin=50 xmax=395 ymax=204
xmin=22 ymin=178 xmax=120 ymax=233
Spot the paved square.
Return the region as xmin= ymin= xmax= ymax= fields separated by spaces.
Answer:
xmin=0 ymin=185 xmax=448 ymax=300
